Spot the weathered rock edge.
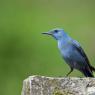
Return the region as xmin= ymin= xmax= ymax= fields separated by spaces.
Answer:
xmin=21 ymin=75 xmax=95 ymax=95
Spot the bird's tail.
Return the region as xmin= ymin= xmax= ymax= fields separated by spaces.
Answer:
xmin=90 ymin=65 xmax=95 ymax=72
xmin=82 ymin=68 xmax=94 ymax=77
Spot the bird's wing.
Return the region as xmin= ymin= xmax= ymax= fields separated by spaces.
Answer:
xmin=72 ymin=40 xmax=91 ymax=68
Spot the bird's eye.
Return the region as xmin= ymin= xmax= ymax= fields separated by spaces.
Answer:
xmin=54 ymin=30 xmax=58 ymax=33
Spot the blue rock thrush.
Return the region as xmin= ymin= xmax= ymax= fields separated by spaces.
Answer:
xmin=42 ymin=28 xmax=95 ymax=77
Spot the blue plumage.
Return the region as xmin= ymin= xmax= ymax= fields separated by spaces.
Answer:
xmin=42 ymin=28 xmax=95 ymax=77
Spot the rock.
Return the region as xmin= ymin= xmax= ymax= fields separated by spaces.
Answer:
xmin=21 ymin=75 xmax=95 ymax=95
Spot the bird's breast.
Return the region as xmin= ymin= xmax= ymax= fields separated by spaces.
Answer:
xmin=58 ymin=42 xmax=72 ymax=57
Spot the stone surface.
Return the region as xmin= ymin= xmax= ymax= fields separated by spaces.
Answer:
xmin=21 ymin=75 xmax=95 ymax=95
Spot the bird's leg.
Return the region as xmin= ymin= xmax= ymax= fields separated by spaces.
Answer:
xmin=66 ymin=68 xmax=73 ymax=77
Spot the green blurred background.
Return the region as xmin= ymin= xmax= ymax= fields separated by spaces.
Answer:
xmin=0 ymin=0 xmax=95 ymax=95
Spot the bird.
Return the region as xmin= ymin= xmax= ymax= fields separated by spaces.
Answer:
xmin=42 ymin=28 xmax=95 ymax=77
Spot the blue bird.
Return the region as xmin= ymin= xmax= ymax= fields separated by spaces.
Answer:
xmin=42 ymin=28 xmax=95 ymax=77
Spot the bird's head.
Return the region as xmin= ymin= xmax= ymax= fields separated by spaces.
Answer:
xmin=42 ymin=28 xmax=67 ymax=40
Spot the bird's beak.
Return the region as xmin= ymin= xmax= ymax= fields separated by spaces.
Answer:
xmin=42 ymin=32 xmax=52 ymax=35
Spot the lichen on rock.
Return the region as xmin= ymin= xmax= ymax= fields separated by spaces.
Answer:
xmin=21 ymin=75 xmax=95 ymax=95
